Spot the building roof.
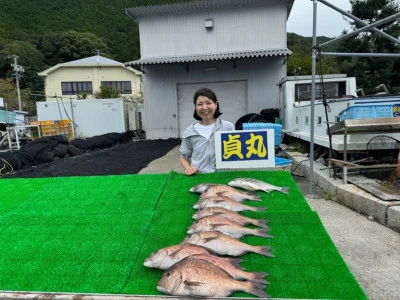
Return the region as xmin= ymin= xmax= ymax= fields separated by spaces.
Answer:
xmin=125 ymin=48 xmax=292 ymax=66
xmin=62 ymin=55 xmax=125 ymax=67
xmin=38 ymin=55 xmax=142 ymax=76
xmin=126 ymin=0 xmax=294 ymax=22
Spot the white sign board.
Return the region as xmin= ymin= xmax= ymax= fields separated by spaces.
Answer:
xmin=215 ymin=129 xmax=275 ymax=170
xmin=0 ymin=98 xmax=3 ymax=107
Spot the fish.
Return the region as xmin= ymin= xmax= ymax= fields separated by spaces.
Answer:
xmin=143 ymin=243 xmax=211 ymax=270
xmin=157 ymin=256 xmax=269 ymax=298
xmin=189 ymin=183 xmax=217 ymax=193
xmin=193 ymin=207 xmax=269 ymax=229
xmin=229 ymin=178 xmax=290 ymax=194
xmin=194 ymin=195 xmax=267 ymax=212
xmin=200 ymin=184 xmax=261 ymax=202
xmin=182 ymin=231 xmax=274 ymax=257
xmin=187 ymin=215 xmax=272 ymax=239
xmin=191 ymin=253 xmax=269 ymax=284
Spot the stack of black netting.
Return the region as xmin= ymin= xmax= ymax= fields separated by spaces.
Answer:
xmin=0 ymin=131 xmax=135 ymax=175
xmin=235 ymin=109 xmax=280 ymax=130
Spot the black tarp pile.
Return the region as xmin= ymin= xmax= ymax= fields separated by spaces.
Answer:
xmin=0 ymin=131 xmax=135 ymax=176
xmin=235 ymin=109 xmax=280 ymax=130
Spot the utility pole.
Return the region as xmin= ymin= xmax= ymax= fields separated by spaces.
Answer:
xmin=7 ymin=54 xmax=24 ymax=111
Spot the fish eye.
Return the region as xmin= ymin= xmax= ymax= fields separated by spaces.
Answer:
xmin=166 ymin=271 xmax=172 ymax=277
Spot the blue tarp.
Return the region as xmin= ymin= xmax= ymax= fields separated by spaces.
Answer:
xmin=0 ymin=110 xmax=16 ymax=125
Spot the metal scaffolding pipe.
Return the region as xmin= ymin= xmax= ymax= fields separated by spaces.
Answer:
xmin=321 ymin=52 xmax=400 ymax=58
xmin=309 ymin=0 xmax=318 ymax=196
xmin=318 ymin=0 xmax=400 ymax=45
xmin=320 ymin=12 xmax=400 ymax=49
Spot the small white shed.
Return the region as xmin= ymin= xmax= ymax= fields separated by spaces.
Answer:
xmin=36 ymin=99 xmax=143 ymax=138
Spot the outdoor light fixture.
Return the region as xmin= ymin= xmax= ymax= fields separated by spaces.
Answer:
xmin=205 ymin=18 xmax=213 ymax=29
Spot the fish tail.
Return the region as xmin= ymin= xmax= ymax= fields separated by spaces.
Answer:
xmin=254 ymin=219 xmax=270 ymax=229
xmin=254 ymin=245 xmax=274 ymax=257
xmin=252 ymin=271 xmax=269 ymax=279
xmin=236 ymin=272 xmax=269 ymax=285
xmin=250 ymin=206 xmax=267 ymax=212
xmin=243 ymin=281 xmax=269 ymax=298
xmin=225 ymin=257 xmax=244 ymax=269
xmin=243 ymin=272 xmax=269 ymax=284
xmin=245 ymin=192 xmax=262 ymax=201
xmin=254 ymin=229 xmax=273 ymax=239
xmin=280 ymin=187 xmax=290 ymax=194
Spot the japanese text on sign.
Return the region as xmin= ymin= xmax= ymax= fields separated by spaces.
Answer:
xmin=215 ymin=129 xmax=275 ymax=170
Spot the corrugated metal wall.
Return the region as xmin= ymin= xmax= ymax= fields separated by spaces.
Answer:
xmin=141 ymin=57 xmax=285 ymax=139
xmin=139 ymin=4 xmax=287 ymax=58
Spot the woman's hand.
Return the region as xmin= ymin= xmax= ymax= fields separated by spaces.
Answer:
xmin=184 ymin=166 xmax=198 ymax=176
xmin=180 ymin=158 xmax=198 ymax=175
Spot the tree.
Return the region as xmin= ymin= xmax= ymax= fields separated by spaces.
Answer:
xmin=94 ymin=85 xmax=121 ymax=99
xmin=337 ymin=0 xmax=400 ymax=94
xmin=57 ymin=30 xmax=111 ymax=62
xmin=287 ymin=33 xmax=340 ymax=76
xmin=0 ymin=40 xmax=47 ymax=100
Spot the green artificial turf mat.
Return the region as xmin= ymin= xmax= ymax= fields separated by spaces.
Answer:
xmin=125 ymin=171 xmax=366 ymax=299
xmin=0 ymin=174 xmax=168 ymax=294
xmin=156 ymin=170 xmax=312 ymax=213
xmin=0 ymin=178 xmax=53 ymax=215
xmin=0 ymin=171 xmax=366 ymax=299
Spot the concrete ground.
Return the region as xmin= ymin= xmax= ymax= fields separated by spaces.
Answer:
xmin=140 ymin=146 xmax=400 ymax=300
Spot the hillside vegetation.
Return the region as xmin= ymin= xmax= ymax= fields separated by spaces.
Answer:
xmin=1 ymin=0 xmax=398 ymax=112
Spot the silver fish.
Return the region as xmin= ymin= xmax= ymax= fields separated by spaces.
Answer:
xmin=189 ymin=183 xmax=217 ymax=193
xmin=229 ymin=177 xmax=290 ymax=194
xmin=157 ymin=256 xmax=269 ymax=298
xmin=187 ymin=215 xmax=272 ymax=239
xmin=200 ymin=184 xmax=261 ymax=201
xmin=191 ymin=254 xmax=269 ymax=284
xmin=143 ymin=243 xmax=210 ymax=270
xmin=193 ymin=207 xmax=269 ymax=229
xmin=194 ymin=195 xmax=267 ymax=212
xmin=182 ymin=231 xmax=274 ymax=257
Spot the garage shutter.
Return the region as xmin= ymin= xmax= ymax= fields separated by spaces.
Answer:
xmin=177 ymin=81 xmax=247 ymax=137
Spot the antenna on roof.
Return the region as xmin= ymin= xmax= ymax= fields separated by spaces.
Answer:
xmin=94 ymin=50 xmax=101 ymax=63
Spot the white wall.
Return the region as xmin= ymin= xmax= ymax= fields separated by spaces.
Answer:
xmin=43 ymin=66 xmax=141 ymax=99
xmin=37 ymin=99 xmax=128 ymax=138
xmin=138 ymin=4 xmax=288 ymax=58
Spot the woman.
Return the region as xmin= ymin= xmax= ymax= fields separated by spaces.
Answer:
xmin=180 ymin=88 xmax=234 ymax=175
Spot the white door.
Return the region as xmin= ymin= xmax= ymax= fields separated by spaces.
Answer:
xmin=177 ymin=81 xmax=247 ymax=137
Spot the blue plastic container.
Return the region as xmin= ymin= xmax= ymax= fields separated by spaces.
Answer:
xmin=243 ymin=122 xmax=282 ymax=146
xmin=339 ymin=105 xmax=393 ymax=121
xmin=275 ymin=157 xmax=292 ymax=166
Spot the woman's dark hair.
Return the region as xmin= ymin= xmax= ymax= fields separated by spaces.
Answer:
xmin=193 ymin=88 xmax=222 ymax=121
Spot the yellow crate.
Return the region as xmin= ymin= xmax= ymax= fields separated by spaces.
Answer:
xmin=38 ymin=120 xmax=55 ymax=125
xmin=30 ymin=121 xmax=39 ymax=125
xmin=40 ymin=124 xmax=57 ymax=129
xmin=58 ymin=120 xmax=72 ymax=125
xmin=59 ymin=124 xmax=72 ymax=129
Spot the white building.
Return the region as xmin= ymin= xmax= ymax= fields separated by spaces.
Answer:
xmin=38 ymin=55 xmax=142 ymax=100
xmin=126 ymin=0 xmax=294 ymax=139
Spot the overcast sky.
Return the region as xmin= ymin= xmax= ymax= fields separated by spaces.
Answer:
xmin=287 ymin=0 xmax=352 ymax=37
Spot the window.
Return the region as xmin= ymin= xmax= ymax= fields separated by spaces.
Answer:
xmin=317 ymin=116 xmax=322 ymax=125
xmin=295 ymin=81 xmax=347 ymax=102
xmin=101 ymin=81 xmax=132 ymax=94
xmin=61 ymin=82 xmax=93 ymax=95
